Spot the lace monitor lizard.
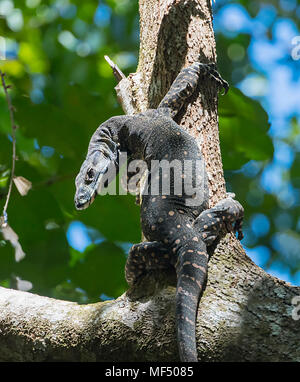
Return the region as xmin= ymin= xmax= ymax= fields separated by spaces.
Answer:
xmin=74 ymin=62 xmax=244 ymax=362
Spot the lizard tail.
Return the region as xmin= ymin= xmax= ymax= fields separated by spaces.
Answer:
xmin=175 ymin=240 xmax=208 ymax=362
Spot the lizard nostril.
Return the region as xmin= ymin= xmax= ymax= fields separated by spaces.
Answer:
xmin=76 ymin=189 xmax=88 ymax=202
xmin=75 ymin=190 xmax=90 ymax=210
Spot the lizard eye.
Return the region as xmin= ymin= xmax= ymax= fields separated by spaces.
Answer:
xmin=85 ymin=168 xmax=95 ymax=183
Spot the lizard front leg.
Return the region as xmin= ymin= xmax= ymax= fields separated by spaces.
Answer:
xmin=157 ymin=62 xmax=229 ymax=119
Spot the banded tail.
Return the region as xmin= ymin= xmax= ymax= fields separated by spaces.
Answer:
xmin=175 ymin=240 xmax=208 ymax=362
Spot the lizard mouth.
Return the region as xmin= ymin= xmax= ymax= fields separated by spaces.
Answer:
xmin=75 ymin=166 xmax=110 ymax=210
xmin=75 ymin=188 xmax=97 ymax=210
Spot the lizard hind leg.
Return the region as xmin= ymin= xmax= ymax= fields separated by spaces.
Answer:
xmin=125 ymin=241 xmax=173 ymax=286
xmin=193 ymin=195 xmax=244 ymax=246
xmin=140 ymin=195 xmax=209 ymax=362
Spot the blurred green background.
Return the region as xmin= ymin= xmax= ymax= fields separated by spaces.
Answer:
xmin=0 ymin=0 xmax=299 ymax=303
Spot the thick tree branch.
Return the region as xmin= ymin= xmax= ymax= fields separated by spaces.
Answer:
xmin=0 ymin=240 xmax=299 ymax=362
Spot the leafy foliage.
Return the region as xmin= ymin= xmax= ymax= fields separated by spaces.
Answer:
xmin=219 ymin=87 xmax=273 ymax=169
xmin=0 ymin=0 xmax=140 ymax=301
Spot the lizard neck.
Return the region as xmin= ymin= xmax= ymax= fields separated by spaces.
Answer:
xmin=116 ymin=113 xmax=155 ymax=161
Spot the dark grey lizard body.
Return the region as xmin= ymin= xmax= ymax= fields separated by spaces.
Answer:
xmin=74 ymin=62 xmax=244 ymax=362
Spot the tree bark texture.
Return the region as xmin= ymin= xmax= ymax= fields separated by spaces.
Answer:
xmin=0 ymin=0 xmax=299 ymax=362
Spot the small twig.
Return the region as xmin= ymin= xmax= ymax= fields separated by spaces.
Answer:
xmin=104 ymin=55 xmax=137 ymax=115
xmin=0 ymin=70 xmax=17 ymax=226
xmin=104 ymin=55 xmax=126 ymax=83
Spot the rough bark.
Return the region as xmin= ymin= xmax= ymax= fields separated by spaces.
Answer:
xmin=0 ymin=249 xmax=299 ymax=362
xmin=0 ymin=0 xmax=299 ymax=362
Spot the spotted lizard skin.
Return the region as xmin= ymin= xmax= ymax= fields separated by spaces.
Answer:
xmin=74 ymin=62 xmax=244 ymax=362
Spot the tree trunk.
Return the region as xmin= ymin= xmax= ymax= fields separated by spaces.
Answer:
xmin=0 ymin=0 xmax=299 ymax=362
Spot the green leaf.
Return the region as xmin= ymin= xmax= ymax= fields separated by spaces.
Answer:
xmin=0 ymin=132 xmax=11 ymax=165
xmin=75 ymin=193 xmax=140 ymax=243
xmin=219 ymin=87 xmax=274 ymax=170
xmin=14 ymin=95 xmax=87 ymax=158
xmin=70 ymin=241 xmax=128 ymax=301
xmin=0 ymin=96 xmax=11 ymax=135
xmin=0 ymin=187 xmax=69 ymax=293
xmin=0 ymin=175 xmax=9 ymax=188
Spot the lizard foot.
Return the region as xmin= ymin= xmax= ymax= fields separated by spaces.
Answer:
xmin=193 ymin=62 xmax=229 ymax=95
xmin=125 ymin=241 xmax=172 ymax=285
xmin=193 ymin=195 xmax=244 ymax=246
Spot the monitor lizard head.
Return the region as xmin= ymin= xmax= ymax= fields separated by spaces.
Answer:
xmin=74 ymin=150 xmax=113 ymax=210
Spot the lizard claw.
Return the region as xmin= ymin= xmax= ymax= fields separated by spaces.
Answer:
xmin=207 ymin=67 xmax=229 ymax=95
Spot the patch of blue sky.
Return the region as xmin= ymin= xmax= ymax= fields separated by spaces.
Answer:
xmin=255 ymin=4 xmax=277 ymax=29
xmin=267 ymin=260 xmax=300 ymax=286
xmin=245 ymin=245 xmax=271 ymax=268
xmin=239 ymin=73 xmax=268 ymax=98
xmin=248 ymin=39 xmax=283 ymax=73
xmin=250 ymin=213 xmax=270 ymax=238
xmin=67 ymin=221 xmax=92 ymax=253
xmin=115 ymin=241 xmax=132 ymax=256
xmin=273 ymin=17 xmax=299 ymax=45
xmin=33 ymin=139 xmax=40 ymax=150
xmin=280 ymin=0 xmax=297 ymax=12
xmin=267 ymin=66 xmax=300 ymax=120
xmin=260 ymin=162 xmax=284 ymax=194
xmin=241 ymin=160 xmax=263 ymax=178
xmin=214 ymin=3 xmax=252 ymax=36
xmin=268 ymin=118 xmax=290 ymax=140
xmin=248 ymin=28 xmax=300 ymax=137
xmin=100 ymin=293 xmax=114 ymax=301
xmin=2 ymin=38 xmax=18 ymax=60
xmin=247 ymin=17 xmax=299 ymax=71
xmin=94 ymin=3 xmax=111 ymax=28
xmin=41 ymin=145 xmax=55 ymax=158
xmin=62 ymin=4 xmax=76 ymax=19
xmin=273 ymin=139 xmax=295 ymax=169
xmin=260 ymin=163 xmax=299 ymax=207
xmin=30 ymin=88 xmax=44 ymax=104
xmin=84 ymin=225 xmax=105 ymax=245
